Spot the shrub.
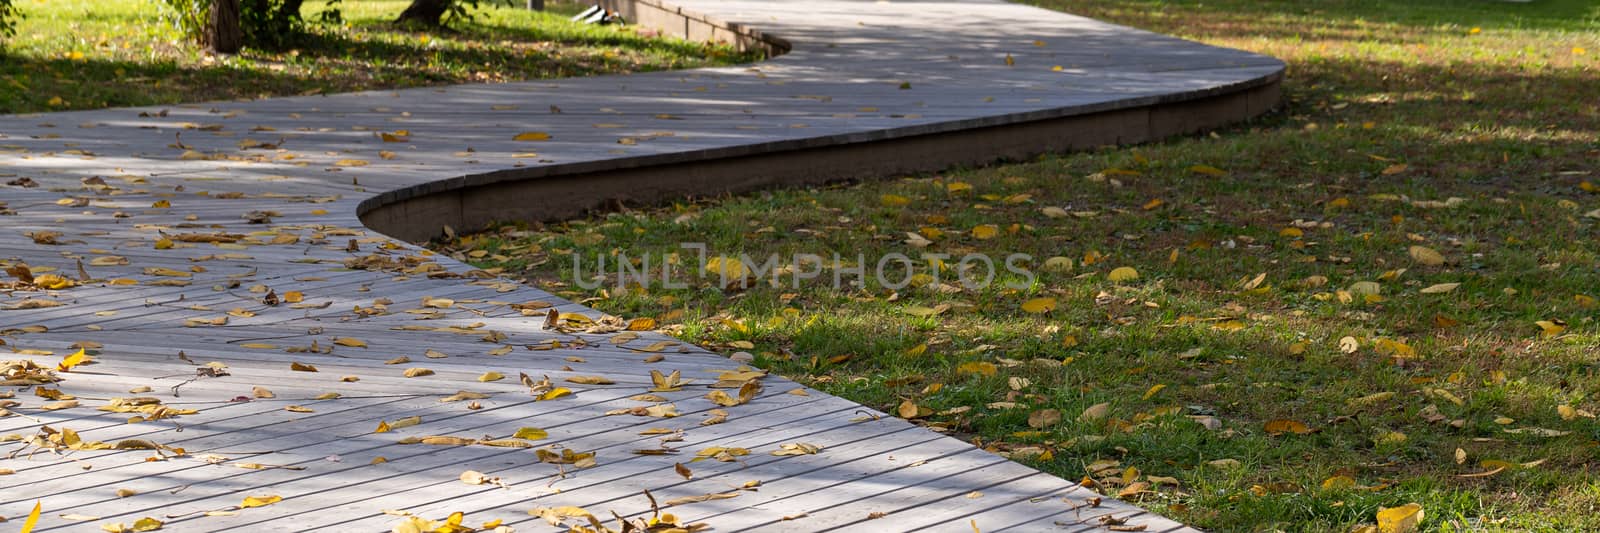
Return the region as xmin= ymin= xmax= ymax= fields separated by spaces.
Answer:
xmin=1 ymin=0 xmax=20 ymax=44
xmin=159 ymin=0 xmax=337 ymax=51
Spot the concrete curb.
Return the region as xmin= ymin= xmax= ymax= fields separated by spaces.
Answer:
xmin=358 ymin=0 xmax=1283 ymax=242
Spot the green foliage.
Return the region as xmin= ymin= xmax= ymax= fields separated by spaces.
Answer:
xmin=158 ymin=0 xmax=211 ymax=43
xmin=397 ymin=0 xmax=514 ymax=29
xmin=0 ymin=0 xmax=21 ymax=41
xmin=239 ymin=0 xmax=305 ymax=50
xmin=314 ymin=0 xmax=342 ymax=25
xmin=157 ymin=0 xmax=311 ymax=51
xmin=443 ymin=0 xmax=513 ymax=26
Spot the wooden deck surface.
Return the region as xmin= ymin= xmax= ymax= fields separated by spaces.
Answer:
xmin=0 ymin=0 xmax=1283 ymax=530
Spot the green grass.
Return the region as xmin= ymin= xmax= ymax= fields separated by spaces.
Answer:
xmin=438 ymin=0 xmax=1600 ymax=530
xmin=0 ymin=0 xmax=752 ymax=114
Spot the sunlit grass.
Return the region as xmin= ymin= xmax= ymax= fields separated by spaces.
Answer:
xmin=442 ymin=0 xmax=1599 ymax=530
xmin=0 ymin=0 xmax=752 ymax=113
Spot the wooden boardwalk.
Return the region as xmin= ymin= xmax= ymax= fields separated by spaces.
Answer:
xmin=1 ymin=1 xmax=1280 ymax=531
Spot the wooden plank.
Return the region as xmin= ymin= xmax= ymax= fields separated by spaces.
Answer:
xmin=215 ymin=394 xmax=855 ymax=530
xmin=3 ymin=389 xmax=642 ymax=524
xmin=624 ymin=424 xmax=990 ymax=530
xmin=60 ymin=390 xmax=809 ymax=528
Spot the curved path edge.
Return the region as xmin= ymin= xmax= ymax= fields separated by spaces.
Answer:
xmin=361 ymin=0 xmax=1282 ymax=242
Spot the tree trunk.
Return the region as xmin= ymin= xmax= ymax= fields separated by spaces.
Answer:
xmin=207 ymin=0 xmax=244 ymax=54
xmin=395 ymin=0 xmax=451 ymax=27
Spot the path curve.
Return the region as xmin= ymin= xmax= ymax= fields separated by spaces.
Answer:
xmin=0 ymin=1 xmax=1280 ymax=531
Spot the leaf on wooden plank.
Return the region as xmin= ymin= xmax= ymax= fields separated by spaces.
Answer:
xmin=240 ymin=495 xmax=282 ymax=508
xmin=538 ymin=387 xmax=572 ymax=400
xmin=513 ymin=132 xmax=551 ymax=141
xmin=634 ymin=340 xmax=680 ymax=353
xmin=513 ymin=427 xmax=549 ymax=440
xmin=527 ymin=506 xmax=593 ymax=526
xmin=419 ymin=436 xmax=477 ymax=446
xmin=441 ymin=391 xmax=489 ymax=402
xmin=332 ymin=337 xmax=368 ymax=348
xmin=183 ymin=317 xmax=228 ymax=327
xmin=7 ymin=299 xmax=67 ymax=310
xmin=650 ymin=369 xmax=685 ymax=392
xmin=771 ymin=442 xmax=822 ymax=456
xmin=142 ymin=267 xmax=191 ymax=277
xmin=57 ymin=349 xmax=89 ymax=372
xmin=403 ymin=368 xmax=434 ymax=378
xmin=702 ymin=409 xmax=728 ymax=426
xmin=535 ymin=448 xmax=596 ymax=468
xmin=289 ymin=362 xmax=317 ymax=372
xmin=19 ymin=501 xmax=40 ymax=532
xmin=478 ymin=371 xmax=505 ymax=382
xmin=706 ymin=390 xmax=745 ymax=407
xmin=565 ymin=375 xmax=614 ymax=385
xmin=376 ymin=416 xmax=421 ymax=433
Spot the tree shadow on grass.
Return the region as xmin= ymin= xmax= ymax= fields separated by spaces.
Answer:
xmin=1030 ymin=0 xmax=1600 ymax=39
xmin=0 ymin=17 xmax=750 ymax=114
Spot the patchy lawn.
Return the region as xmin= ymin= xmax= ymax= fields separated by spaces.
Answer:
xmin=0 ymin=0 xmax=751 ymax=114
xmin=440 ymin=0 xmax=1600 ymax=530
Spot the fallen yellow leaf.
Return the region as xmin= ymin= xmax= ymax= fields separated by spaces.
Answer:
xmin=1376 ymin=503 xmax=1423 ymax=533
xmin=240 ymin=495 xmax=282 ymax=508
xmin=1020 ymin=297 xmax=1057 ymax=314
